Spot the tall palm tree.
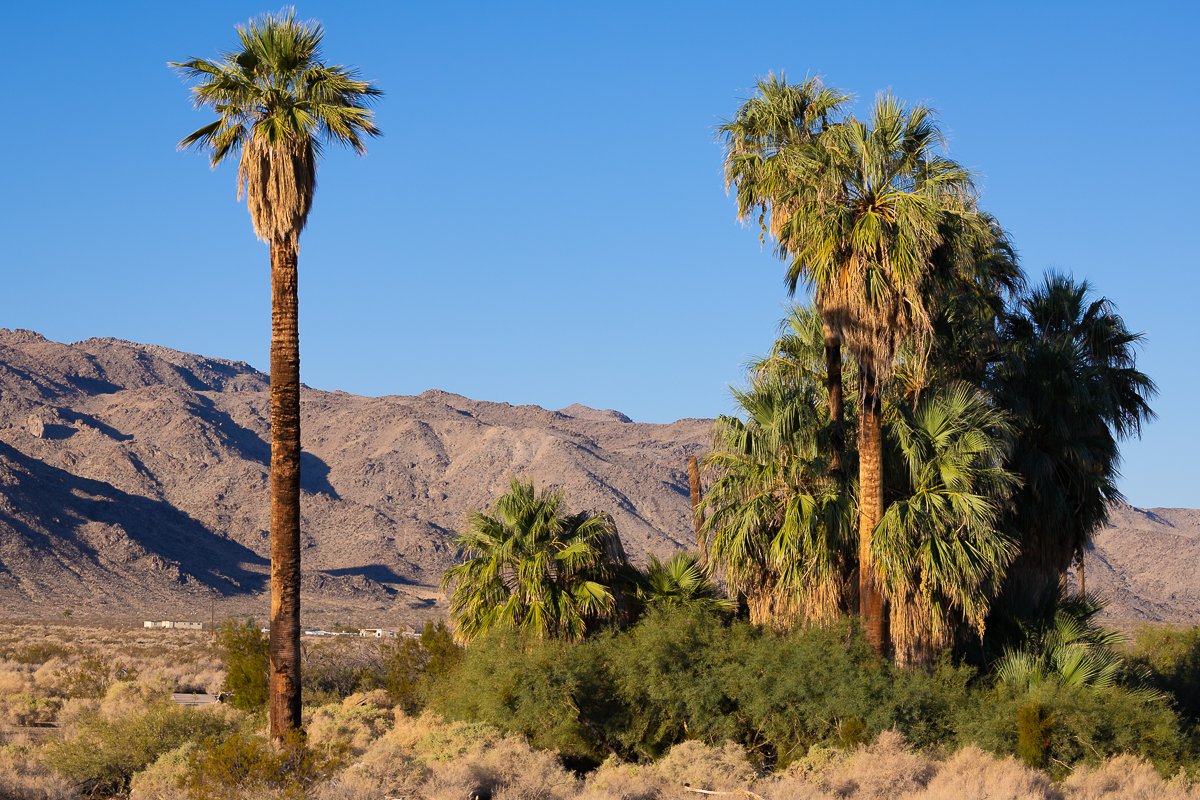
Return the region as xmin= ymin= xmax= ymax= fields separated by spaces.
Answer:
xmin=721 ymin=75 xmax=851 ymax=469
xmin=873 ymin=383 xmax=1018 ymax=665
xmin=783 ymin=94 xmax=986 ymax=654
xmin=172 ymin=11 xmax=381 ymax=737
xmin=992 ymin=274 xmax=1155 ymax=606
xmin=442 ymin=479 xmax=628 ymax=643
xmin=701 ymin=375 xmax=853 ymax=628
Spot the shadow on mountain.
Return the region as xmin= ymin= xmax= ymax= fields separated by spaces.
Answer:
xmin=66 ymin=375 xmax=122 ymax=395
xmin=184 ymin=396 xmax=338 ymax=498
xmin=188 ymin=396 xmax=269 ymax=464
xmin=300 ymin=452 xmax=339 ymax=499
xmin=324 ymin=564 xmax=410 ymax=585
xmin=0 ymin=442 xmax=267 ymax=595
xmin=58 ymin=410 xmax=133 ymax=441
xmin=39 ymin=424 xmax=76 ymax=441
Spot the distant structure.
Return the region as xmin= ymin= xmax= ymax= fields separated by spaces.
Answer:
xmin=359 ymin=628 xmax=400 ymax=638
xmin=143 ymin=620 xmax=203 ymax=630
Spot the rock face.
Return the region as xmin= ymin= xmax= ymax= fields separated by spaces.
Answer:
xmin=0 ymin=329 xmax=708 ymax=623
xmin=0 ymin=328 xmax=1194 ymax=628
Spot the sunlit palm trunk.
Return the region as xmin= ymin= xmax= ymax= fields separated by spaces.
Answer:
xmin=823 ymin=318 xmax=844 ymax=473
xmin=858 ymin=370 xmax=888 ymax=656
xmin=268 ymin=238 xmax=302 ymax=738
xmin=688 ymin=455 xmax=704 ymax=544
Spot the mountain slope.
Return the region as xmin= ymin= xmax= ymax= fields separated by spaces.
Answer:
xmin=0 ymin=329 xmax=708 ymax=622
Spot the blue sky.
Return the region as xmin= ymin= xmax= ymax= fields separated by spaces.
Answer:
xmin=1 ymin=2 xmax=1196 ymax=506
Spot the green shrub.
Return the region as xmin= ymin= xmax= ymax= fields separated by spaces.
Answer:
xmin=381 ymin=623 xmax=463 ymax=714
xmin=46 ymin=701 xmax=234 ymax=795
xmin=183 ymin=731 xmax=332 ymax=800
xmin=1015 ymin=700 xmax=1049 ymax=767
xmin=959 ymin=682 xmax=1191 ymax=778
xmin=429 ymin=608 xmax=975 ymax=769
xmin=216 ymin=619 xmax=268 ymax=711
xmin=1130 ymin=625 xmax=1200 ymax=723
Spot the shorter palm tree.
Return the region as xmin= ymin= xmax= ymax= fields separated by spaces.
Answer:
xmin=637 ymin=553 xmax=735 ymax=614
xmin=874 ymin=383 xmax=1019 ymax=666
xmin=702 ymin=376 xmax=853 ymax=629
xmin=442 ymin=479 xmax=627 ymax=643
xmin=994 ymin=591 xmax=1159 ymax=698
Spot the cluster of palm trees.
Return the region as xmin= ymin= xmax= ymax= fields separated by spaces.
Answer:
xmin=173 ymin=8 xmax=1153 ymax=736
xmin=702 ymin=74 xmax=1155 ymax=666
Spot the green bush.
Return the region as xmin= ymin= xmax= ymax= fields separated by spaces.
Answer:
xmin=426 ymin=607 xmax=1196 ymax=775
xmin=47 ymin=701 xmax=234 ymax=795
xmin=1130 ymin=625 xmax=1200 ymax=723
xmin=183 ymin=731 xmax=332 ymax=800
xmin=958 ymin=682 xmax=1190 ymax=778
xmin=216 ymin=619 xmax=268 ymax=711
xmin=429 ymin=608 xmax=975 ymax=769
xmin=383 ymin=622 xmax=463 ymax=713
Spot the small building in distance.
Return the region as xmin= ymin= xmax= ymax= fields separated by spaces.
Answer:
xmin=359 ymin=628 xmax=401 ymax=638
xmin=143 ymin=621 xmax=204 ymax=630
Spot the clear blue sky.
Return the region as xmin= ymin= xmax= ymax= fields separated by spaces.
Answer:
xmin=1 ymin=2 xmax=1196 ymax=506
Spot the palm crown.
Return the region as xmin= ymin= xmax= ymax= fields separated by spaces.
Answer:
xmin=784 ymin=94 xmax=983 ymax=379
xmin=443 ymin=479 xmax=628 ymax=643
xmin=172 ymin=10 xmax=381 ymax=244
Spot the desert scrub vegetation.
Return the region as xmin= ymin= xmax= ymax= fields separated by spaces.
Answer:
xmin=1 ymin=619 xmax=1199 ymax=798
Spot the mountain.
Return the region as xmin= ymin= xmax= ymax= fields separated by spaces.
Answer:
xmin=0 ymin=328 xmax=1194 ymax=630
xmin=0 ymin=329 xmax=708 ymax=624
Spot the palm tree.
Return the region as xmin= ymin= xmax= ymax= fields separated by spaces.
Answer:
xmin=781 ymin=94 xmax=986 ymax=654
xmin=994 ymin=591 xmax=1158 ymax=698
xmin=721 ymin=75 xmax=852 ymax=469
xmin=701 ymin=375 xmax=853 ymax=628
xmin=992 ymin=274 xmax=1155 ymax=607
xmin=172 ymin=11 xmax=381 ymax=737
xmin=637 ymin=552 xmax=735 ymax=614
xmin=873 ymin=383 xmax=1019 ymax=666
xmin=442 ymin=479 xmax=628 ymax=643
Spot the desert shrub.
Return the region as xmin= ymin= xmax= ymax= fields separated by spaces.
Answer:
xmin=3 ymin=642 xmax=72 ymax=665
xmin=55 ymin=654 xmax=136 ymax=699
xmin=216 ymin=620 xmax=267 ymax=711
xmin=300 ymin=638 xmax=393 ymax=705
xmin=1061 ymin=753 xmax=1200 ymax=799
xmin=1 ymin=694 xmax=62 ymax=727
xmin=915 ymin=745 xmax=1057 ymax=800
xmin=382 ymin=622 xmax=462 ymax=713
xmin=305 ymin=695 xmax=393 ymax=758
xmin=432 ymin=631 xmax=612 ymax=766
xmin=432 ymin=609 xmax=975 ymax=768
xmin=182 ymin=730 xmax=334 ymax=800
xmin=1130 ymin=626 xmax=1200 ymax=723
xmin=958 ymin=682 xmax=1191 ymax=778
xmin=314 ymin=727 xmax=426 ymax=799
xmin=809 ymin=731 xmax=936 ymax=799
xmin=0 ymin=743 xmax=77 ymax=800
xmin=129 ymin=743 xmax=194 ymax=800
xmin=46 ymin=700 xmax=234 ymax=795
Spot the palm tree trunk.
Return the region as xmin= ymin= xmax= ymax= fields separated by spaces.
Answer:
xmin=1077 ymin=549 xmax=1086 ymax=596
xmin=858 ymin=369 xmax=888 ymax=656
xmin=268 ymin=238 xmax=303 ymax=739
xmin=823 ymin=318 xmax=844 ymax=473
xmin=687 ymin=455 xmax=704 ymax=541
